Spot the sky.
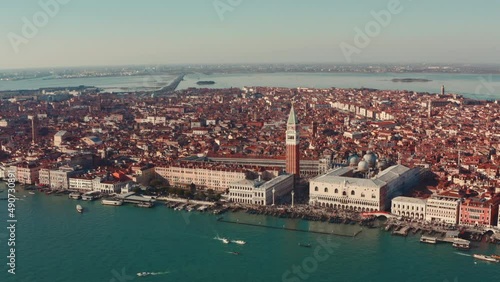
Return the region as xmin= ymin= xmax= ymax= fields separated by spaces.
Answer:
xmin=1 ymin=0 xmax=499 ymax=69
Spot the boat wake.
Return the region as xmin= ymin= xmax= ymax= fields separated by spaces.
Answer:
xmin=455 ymin=252 xmax=471 ymax=257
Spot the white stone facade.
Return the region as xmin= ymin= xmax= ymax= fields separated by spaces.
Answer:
xmin=155 ymin=166 xmax=246 ymax=192
xmin=228 ymin=174 xmax=294 ymax=206
xmin=391 ymin=196 xmax=426 ymax=219
xmin=424 ymin=195 xmax=460 ymax=224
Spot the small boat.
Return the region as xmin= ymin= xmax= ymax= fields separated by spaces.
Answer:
xmin=29 ymin=191 xmax=35 ymax=195
xmin=68 ymin=192 xmax=81 ymax=199
xmin=222 ymin=238 xmax=230 ymax=244
xmin=231 ymin=240 xmax=246 ymax=245
xmin=136 ymin=202 xmax=153 ymax=208
xmin=452 ymin=239 xmax=470 ymax=250
xmin=101 ymin=199 xmax=123 ymax=206
xmin=137 ymin=272 xmax=151 ymax=277
xmin=76 ymin=205 xmax=83 ymax=213
xmin=420 ymin=236 xmax=437 ymax=244
xmin=473 ymin=254 xmax=499 ymax=262
xmin=229 ymin=251 xmax=240 ymax=255
xmin=298 ymin=243 xmax=312 ymax=248
xmin=491 ymin=254 xmax=500 ymax=260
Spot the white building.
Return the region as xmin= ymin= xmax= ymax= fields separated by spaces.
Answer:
xmin=498 ymin=204 xmax=500 ymax=228
xmin=309 ymin=164 xmax=420 ymax=212
xmin=16 ymin=163 xmax=40 ymax=185
xmin=69 ymin=175 xmax=131 ymax=193
xmin=54 ymin=130 xmax=69 ymax=147
xmin=155 ymin=166 xmax=247 ymax=192
xmin=69 ymin=176 xmax=96 ymax=192
xmin=391 ymin=196 xmax=426 ymax=220
xmin=425 ymin=194 xmax=461 ymax=224
xmin=228 ymin=174 xmax=294 ymax=205
xmin=40 ymin=166 xmax=80 ymax=190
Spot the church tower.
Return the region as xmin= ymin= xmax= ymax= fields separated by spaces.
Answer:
xmin=286 ymin=105 xmax=300 ymax=177
xmin=31 ymin=115 xmax=39 ymax=145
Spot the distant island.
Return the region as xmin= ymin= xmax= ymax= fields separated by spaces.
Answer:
xmin=196 ymin=81 xmax=216 ymax=85
xmin=392 ymin=78 xmax=432 ymax=83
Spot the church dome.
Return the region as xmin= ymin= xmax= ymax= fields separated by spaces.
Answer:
xmin=358 ymin=160 xmax=369 ymax=172
xmin=363 ymin=151 xmax=377 ymax=167
xmin=348 ymin=154 xmax=359 ymax=166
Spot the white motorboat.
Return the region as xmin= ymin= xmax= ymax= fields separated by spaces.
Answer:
xmin=473 ymin=254 xmax=499 ymax=263
xmin=231 ymin=240 xmax=246 ymax=245
xmin=68 ymin=192 xmax=81 ymax=200
xmin=29 ymin=191 xmax=35 ymax=195
xmin=137 ymin=272 xmax=151 ymax=277
xmin=76 ymin=205 xmax=83 ymax=213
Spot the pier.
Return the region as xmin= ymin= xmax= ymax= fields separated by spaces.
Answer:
xmin=216 ymin=217 xmax=362 ymax=237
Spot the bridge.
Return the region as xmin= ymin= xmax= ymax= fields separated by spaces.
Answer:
xmin=361 ymin=211 xmax=398 ymax=219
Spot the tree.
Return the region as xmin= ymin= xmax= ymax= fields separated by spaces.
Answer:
xmin=149 ymin=179 xmax=163 ymax=188
xmin=189 ymin=183 xmax=196 ymax=194
xmin=245 ymin=171 xmax=258 ymax=180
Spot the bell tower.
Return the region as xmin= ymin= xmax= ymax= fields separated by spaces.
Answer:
xmin=286 ymin=105 xmax=300 ymax=176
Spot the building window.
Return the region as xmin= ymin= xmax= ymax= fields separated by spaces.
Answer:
xmin=361 ymin=193 xmax=365 ymax=198
xmin=351 ymin=191 xmax=355 ymax=196
xmin=372 ymin=194 xmax=376 ymax=199
xmin=342 ymin=191 xmax=347 ymax=196
xmin=335 ymin=189 xmax=338 ymax=194
xmin=314 ymin=186 xmax=318 ymax=191
xmin=324 ymin=188 xmax=328 ymax=192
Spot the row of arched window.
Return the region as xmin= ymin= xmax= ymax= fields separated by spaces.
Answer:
xmin=314 ymin=187 xmax=375 ymax=198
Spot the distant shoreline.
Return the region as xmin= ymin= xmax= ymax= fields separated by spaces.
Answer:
xmin=392 ymin=78 xmax=432 ymax=83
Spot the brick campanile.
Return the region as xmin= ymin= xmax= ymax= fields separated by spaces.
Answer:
xmin=285 ymin=105 xmax=300 ymax=177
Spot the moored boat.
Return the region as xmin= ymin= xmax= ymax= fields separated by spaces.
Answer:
xmin=452 ymin=238 xmax=470 ymax=250
xmin=136 ymin=202 xmax=153 ymax=208
xmin=420 ymin=236 xmax=437 ymax=244
xmin=101 ymin=199 xmax=123 ymax=206
xmin=68 ymin=192 xmax=81 ymax=200
xmin=76 ymin=205 xmax=83 ymax=213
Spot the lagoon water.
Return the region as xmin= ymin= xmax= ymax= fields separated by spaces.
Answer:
xmin=1 ymin=72 xmax=500 ymax=100
xmin=0 ymin=184 xmax=499 ymax=282
xmin=0 ymin=75 xmax=175 ymax=93
xmin=176 ymin=72 xmax=500 ymax=101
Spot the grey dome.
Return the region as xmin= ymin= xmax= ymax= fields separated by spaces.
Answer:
xmin=363 ymin=152 xmax=377 ymax=167
xmin=377 ymin=160 xmax=388 ymax=170
xmin=358 ymin=160 xmax=369 ymax=172
xmin=349 ymin=154 xmax=359 ymax=165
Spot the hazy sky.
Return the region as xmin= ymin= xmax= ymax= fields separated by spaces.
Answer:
xmin=1 ymin=0 xmax=499 ymax=69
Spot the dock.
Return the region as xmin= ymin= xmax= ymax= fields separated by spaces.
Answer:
xmin=392 ymin=226 xmax=411 ymax=236
xmin=115 ymin=192 xmax=155 ymax=205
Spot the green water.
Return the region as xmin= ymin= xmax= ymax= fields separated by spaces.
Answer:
xmin=0 ymin=185 xmax=499 ymax=282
